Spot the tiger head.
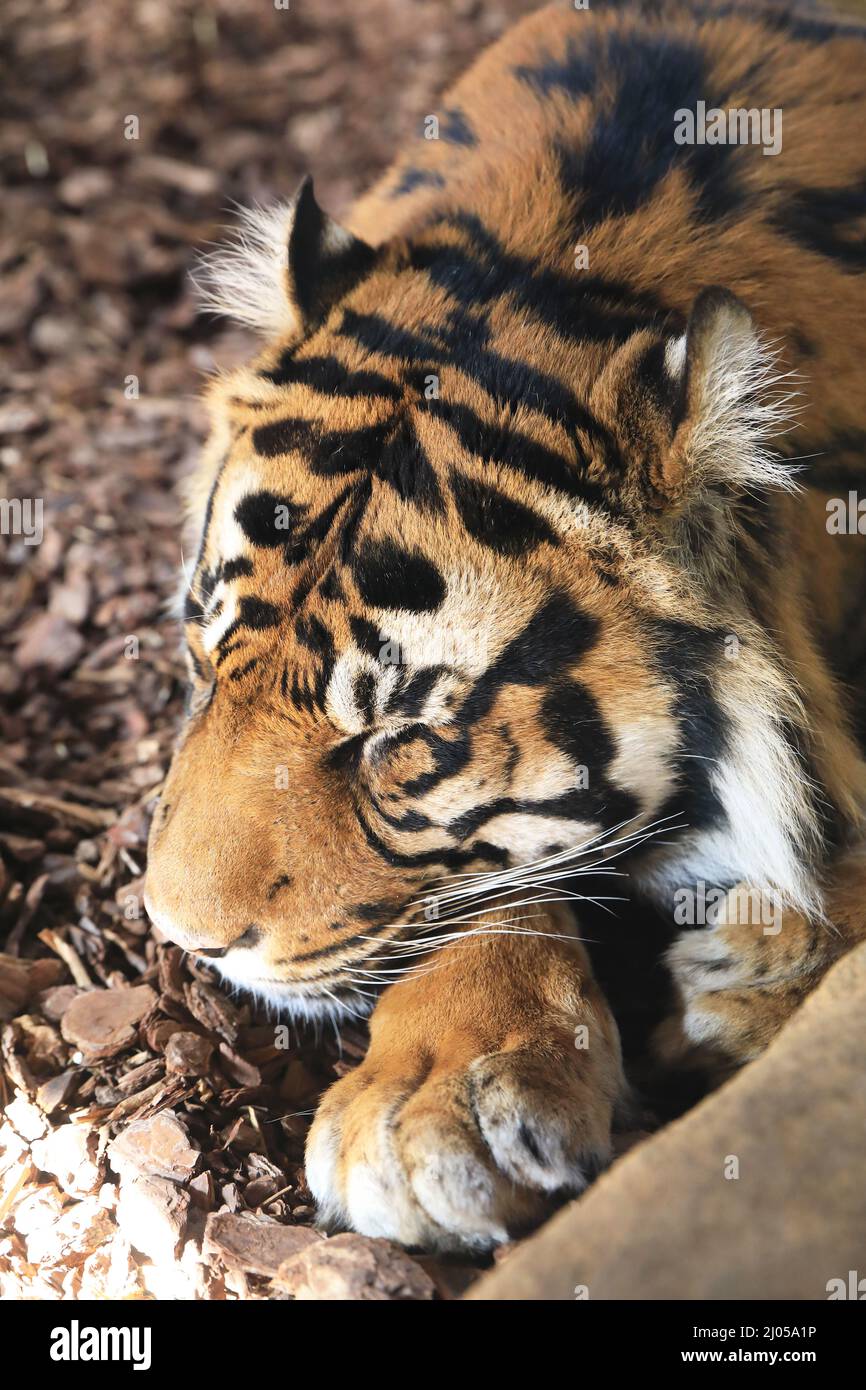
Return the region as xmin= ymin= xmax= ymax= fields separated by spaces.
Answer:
xmin=144 ymin=178 xmax=805 ymax=1018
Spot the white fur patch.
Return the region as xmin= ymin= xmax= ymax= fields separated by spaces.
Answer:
xmin=678 ymin=312 xmax=803 ymax=493
xmin=304 ymin=1118 xmax=347 ymax=1228
xmin=476 ymin=813 xmax=599 ymax=865
xmin=665 ymin=333 xmax=687 ymax=378
xmin=192 ymin=202 xmax=298 ymax=336
xmin=201 ymin=588 xmax=237 ymax=654
xmin=608 ymin=715 xmax=679 ymax=816
xmin=210 ymin=953 xmax=375 ymax=1023
xmin=638 ymin=657 xmax=825 ymax=923
xmin=214 ymin=470 xmax=260 ymax=561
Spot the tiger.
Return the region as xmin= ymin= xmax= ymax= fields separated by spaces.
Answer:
xmin=143 ymin=0 xmax=866 ymax=1254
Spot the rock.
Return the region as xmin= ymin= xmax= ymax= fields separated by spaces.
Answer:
xmin=60 ymin=984 xmax=156 ymax=1059
xmin=31 ymin=1124 xmax=102 ymax=1195
xmin=469 ymin=942 xmax=866 ymax=1301
xmin=108 ymin=1111 xmax=200 ymax=1184
xmin=204 ymin=1212 xmax=321 ymax=1278
xmin=274 ymin=1233 xmax=436 ymax=1301
xmin=164 ymin=1030 xmax=214 ymax=1077
xmin=115 ymin=1174 xmax=191 ymax=1264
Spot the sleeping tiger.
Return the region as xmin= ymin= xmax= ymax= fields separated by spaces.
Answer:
xmin=143 ymin=0 xmax=866 ymax=1253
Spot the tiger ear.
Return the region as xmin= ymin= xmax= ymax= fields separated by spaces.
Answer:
xmin=195 ymin=175 xmax=376 ymax=337
xmin=659 ymin=286 xmax=799 ymax=504
xmin=286 ymin=176 xmax=377 ymax=328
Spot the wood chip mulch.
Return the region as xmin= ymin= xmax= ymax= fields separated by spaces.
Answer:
xmin=0 ymin=0 xmax=535 ymax=1300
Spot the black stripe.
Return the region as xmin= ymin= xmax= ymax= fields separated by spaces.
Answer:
xmin=261 ymin=353 xmax=402 ymax=398
xmin=441 ymin=107 xmax=477 ymax=147
xmin=771 ymin=181 xmax=866 ymax=272
xmin=390 ymin=167 xmax=446 ymax=198
xmin=228 ymin=657 xmax=260 ymax=682
xmin=450 ymin=470 xmax=559 ymax=555
xmin=288 ymin=917 xmax=401 ymax=964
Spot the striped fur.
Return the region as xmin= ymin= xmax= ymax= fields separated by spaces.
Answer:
xmin=145 ymin=0 xmax=866 ymax=1250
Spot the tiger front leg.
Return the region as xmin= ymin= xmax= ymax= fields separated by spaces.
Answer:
xmin=305 ymin=903 xmax=626 ymax=1254
xmin=655 ymin=843 xmax=866 ymax=1073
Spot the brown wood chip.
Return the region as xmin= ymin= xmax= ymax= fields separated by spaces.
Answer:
xmin=108 ymin=1110 xmax=201 ymax=1184
xmin=164 ymin=1031 xmax=214 ymax=1077
xmin=59 ymin=984 xmax=157 ymax=1059
xmin=204 ymin=1211 xmax=322 ymax=1278
xmin=273 ymin=1233 xmax=436 ymax=1301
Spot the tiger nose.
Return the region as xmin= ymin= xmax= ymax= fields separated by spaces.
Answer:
xmin=143 ymin=892 xmax=261 ymax=956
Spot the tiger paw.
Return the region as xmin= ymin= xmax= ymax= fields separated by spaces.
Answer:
xmin=305 ymin=1029 xmax=620 ymax=1254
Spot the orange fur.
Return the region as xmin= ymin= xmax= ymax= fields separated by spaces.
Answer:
xmin=146 ymin=1 xmax=866 ymax=1249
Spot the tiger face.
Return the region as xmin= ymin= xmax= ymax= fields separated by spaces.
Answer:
xmin=144 ymin=178 xmax=797 ymax=1019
